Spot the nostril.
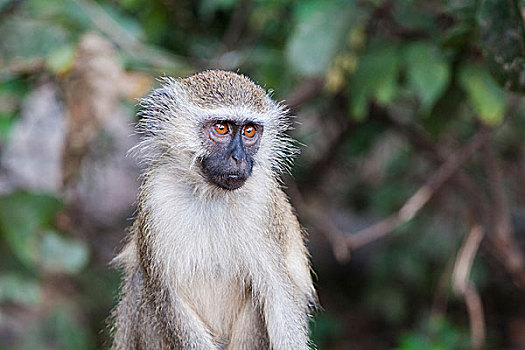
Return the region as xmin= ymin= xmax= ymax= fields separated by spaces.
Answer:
xmin=231 ymin=149 xmax=244 ymax=164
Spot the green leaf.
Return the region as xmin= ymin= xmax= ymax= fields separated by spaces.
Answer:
xmin=0 ymin=113 xmax=15 ymax=143
xmin=46 ymin=44 xmax=76 ymax=74
xmin=0 ymin=192 xmax=63 ymax=267
xmin=286 ymin=1 xmax=356 ymax=76
xmin=0 ymin=273 xmax=41 ymax=306
xmin=403 ymin=42 xmax=450 ymax=112
xmin=39 ymin=230 xmax=89 ymax=274
xmin=0 ymin=78 xmax=30 ymax=97
xmin=120 ymin=0 xmax=141 ymax=10
xmin=396 ymin=333 xmax=429 ymax=350
xmin=441 ymin=22 xmax=474 ymax=49
xmin=396 ymin=315 xmax=470 ymax=350
xmin=393 ymin=5 xmax=436 ymax=31
xmin=349 ymin=43 xmax=401 ymax=119
xmin=458 ymin=64 xmax=507 ymax=125
xmin=0 ymin=192 xmax=89 ymax=274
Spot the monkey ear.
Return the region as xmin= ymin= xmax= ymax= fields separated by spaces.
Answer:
xmin=142 ymin=118 xmax=159 ymax=136
xmin=138 ymin=85 xmax=179 ymax=137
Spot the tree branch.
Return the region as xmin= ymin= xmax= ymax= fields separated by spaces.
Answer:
xmin=344 ymin=126 xmax=492 ymax=251
xmin=452 ymin=224 xmax=486 ymax=350
xmin=372 ymin=104 xmax=492 ymax=223
xmin=374 ymin=105 xmax=525 ymax=288
xmin=483 ymin=140 xmax=525 ymax=287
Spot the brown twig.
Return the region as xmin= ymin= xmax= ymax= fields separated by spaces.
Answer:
xmin=483 ymin=140 xmax=525 ymax=287
xmin=483 ymin=140 xmax=512 ymax=239
xmin=464 ymin=284 xmax=486 ymax=350
xmin=0 ymin=58 xmax=46 ymax=78
xmin=372 ymin=105 xmax=492 ymax=224
xmin=452 ymin=224 xmax=486 ymax=350
xmin=376 ymin=106 xmax=525 ymax=288
xmin=309 ymin=207 xmax=353 ymax=264
xmin=344 ymin=126 xmax=492 ymax=252
xmin=285 ymin=179 xmax=352 ymax=263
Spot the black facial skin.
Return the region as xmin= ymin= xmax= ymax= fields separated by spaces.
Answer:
xmin=201 ymin=120 xmax=263 ymax=191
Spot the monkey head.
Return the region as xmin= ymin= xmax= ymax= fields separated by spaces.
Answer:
xmin=135 ymin=70 xmax=297 ymax=192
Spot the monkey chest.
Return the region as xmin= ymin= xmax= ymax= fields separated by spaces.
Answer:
xmin=180 ymin=275 xmax=247 ymax=337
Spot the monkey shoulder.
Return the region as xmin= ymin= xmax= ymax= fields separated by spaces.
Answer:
xmin=266 ymin=186 xmax=303 ymax=243
xmin=267 ymin=185 xmax=316 ymax=305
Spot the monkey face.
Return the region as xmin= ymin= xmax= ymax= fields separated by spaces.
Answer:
xmin=200 ymin=120 xmax=263 ymax=190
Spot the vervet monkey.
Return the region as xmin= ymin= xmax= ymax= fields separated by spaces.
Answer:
xmin=110 ymin=70 xmax=317 ymax=350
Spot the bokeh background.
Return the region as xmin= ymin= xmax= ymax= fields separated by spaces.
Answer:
xmin=1 ymin=0 xmax=525 ymax=349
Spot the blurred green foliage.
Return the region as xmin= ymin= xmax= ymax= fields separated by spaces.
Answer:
xmin=0 ymin=0 xmax=524 ymax=348
xmin=0 ymin=192 xmax=88 ymax=274
xmin=396 ymin=316 xmax=470 ymax=350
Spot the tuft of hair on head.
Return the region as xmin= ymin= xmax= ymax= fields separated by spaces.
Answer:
xmin=180 ymin=70 xmax=269 ymax=113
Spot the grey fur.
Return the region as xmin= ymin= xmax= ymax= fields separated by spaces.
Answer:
xmin=110 ymin=70 xmax=317 ymax=350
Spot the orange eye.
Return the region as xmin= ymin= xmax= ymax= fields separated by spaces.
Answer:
xmin=243 ymin=125 xmax=256 ymax=138
xmin=213 ymin=122 xmax=229 ymax=135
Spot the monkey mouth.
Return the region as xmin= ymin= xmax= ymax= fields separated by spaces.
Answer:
xmin=213 ymin=173 xmax=248 ymax=190
xmin=200 ymin=157 xmax=252 ymax=191
xmin=200 ymin=166 xmax=249 ymax=190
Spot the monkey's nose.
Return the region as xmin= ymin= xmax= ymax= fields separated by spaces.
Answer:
xmin=230 ymin=148 xmax=245 ymax=164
